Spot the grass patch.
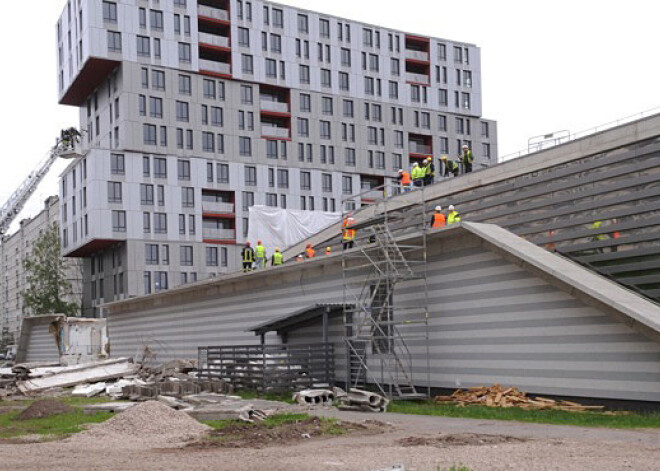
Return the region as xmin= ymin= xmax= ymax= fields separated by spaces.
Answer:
xmin=231 ymin=389 xmax=295 ymax=404
xmin=0 ymin=410 xmax=112 ymax=438
xmin=388 ymin=401 xmax=660 ymax=429
xmin=203 ymin=413 xmax=347 ymax=435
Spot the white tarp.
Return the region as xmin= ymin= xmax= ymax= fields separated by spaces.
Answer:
xmin=247 ymin=206 xmax=341 ymax=252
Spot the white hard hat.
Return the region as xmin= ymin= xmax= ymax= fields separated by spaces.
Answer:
xmin=398 ymin=169 xmax=403 ymax=173
xmin=435 ymin=206 xmax=442 ymax=212
xmin=462 ymin=144 xmax=468 ymax=149
xmin=449 ymin=205 xmax=455 ymax=211
xmin=413 ymin=162 xmax=419 ymax=167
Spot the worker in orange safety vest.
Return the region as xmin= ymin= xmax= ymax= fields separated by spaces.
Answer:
xmin=430 ymin=206 xmax=446 ymax=229
xmin=305 ymin=244 xmax=316 ymax=259
xmin=342 ymin=213 xmax=357 ymax=250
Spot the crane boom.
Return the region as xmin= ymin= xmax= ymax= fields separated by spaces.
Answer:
xmin=0 ymin=130 xmax=82 ymax=235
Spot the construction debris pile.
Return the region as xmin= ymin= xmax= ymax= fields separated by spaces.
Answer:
xmin=294 ymin=387 xmax=389 ymax=413
xmin=435 ymin=384 xmax=605 ymax=412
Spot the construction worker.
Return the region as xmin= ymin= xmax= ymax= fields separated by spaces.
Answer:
xmin=545 ymin=229 xmax=557 ymax=251
xmin=430 ymin=206 xmax=446 ymax=229
xmin=460 ymin=145 xmax=474 ymax=174
xmin=241 ymin=242 xmax=255 ymax=272
xmin=271 ymin=247 xmax=284 ymax=266
xmin=342 ymin=213 xmax=357 ymax=250
xmin=589 ymin=220 xmax=607 ymax=254
xmin=325 ymin=246 xmax=332 ymax=255
xmin=611 ymin=218 xmax=620 ymax=253
xmin=255 ymin=240 xmax=267 ymax=269
xmin=397 ymin=169 xmax=412 ymax=192
xmin=411 ymin=162 xmax=424 ymax=188
xmin=296 ymin=254 xmax=304 ymax=262
xmin=441 ymin=156 xmax=459 ymax=177
xmin=447 ymin=205 xmax=461 ymax=225
xmin=424 ymin=157 xmax=435 ymax=186
xmin=305 ymin=243 xmax=316 ymax=259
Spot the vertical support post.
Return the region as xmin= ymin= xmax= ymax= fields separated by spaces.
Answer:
xmin=323 ymin=306 xmax=330 ymax=385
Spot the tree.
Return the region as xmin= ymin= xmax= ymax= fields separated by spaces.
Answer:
xmin=22 ymin=223 xmax=79 ymax=316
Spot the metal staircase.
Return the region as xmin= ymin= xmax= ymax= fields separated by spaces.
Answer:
xmin=342 ymin=184 xmax=431 ymax=399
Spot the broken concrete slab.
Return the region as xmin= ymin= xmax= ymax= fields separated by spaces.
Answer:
xmin=17 ymin=358 xmax=139 ymax=395
xmin=72 ymin=382 xmax=107 ymax=398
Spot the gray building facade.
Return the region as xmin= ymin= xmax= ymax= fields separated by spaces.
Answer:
xmin=56 ymin=0 xmax=497 ymax=316
xmin=0 ymin=197 xmax=83 ymax=343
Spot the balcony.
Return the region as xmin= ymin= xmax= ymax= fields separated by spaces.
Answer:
xmin=199 ymin=32 xmax=230 ymax=49
xmin=260 ymin=100 xmax=289 ymax=113
xmin=203 ymin=228 xmax=236 ymax=240
xmin=406 ymin=72 xmax=429 ymax=84
xmin=409 ymin=143 xmax=432 ymax=154
xmin=405 ymin=49 xmax=429 ymax=62
xmin=199 ymin=59 xmax=231 ymax=75
xmin=198 ymin=5 xmax=229 ymax=22
xmin=202 ymin=201 xmax=235 ymax=214
xmin=262 ymin=125 xmax=290 ymax=138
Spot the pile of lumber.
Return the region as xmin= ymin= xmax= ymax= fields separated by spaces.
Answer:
xmin=435 ymin=384 xmax=604 ymax=412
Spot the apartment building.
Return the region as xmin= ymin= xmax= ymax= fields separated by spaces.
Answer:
xmin=0 ymin=197 xmax=83 ymax=342
xmin=56 ymin=0 xmax=498 ymax=316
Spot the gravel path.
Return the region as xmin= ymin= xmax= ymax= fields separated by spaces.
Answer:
xmin=1 ymin=408 xmax=659 ymax=470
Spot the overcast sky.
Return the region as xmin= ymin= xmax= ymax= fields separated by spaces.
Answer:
xmin=0 ymin=0 xmax=658 ymax=231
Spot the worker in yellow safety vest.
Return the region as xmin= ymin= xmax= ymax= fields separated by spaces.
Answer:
xmin=447 ymin=205 xmax=461 ymax=225
xmin=342 ymin=214 xmax=357 ymax=249
xmin=255 ymin=240 xmax=267 ymax=269
xmin=424 ymin=157 xmax=435 ymax=186
xmin=589 ymin=220 xmax=607 ymax=254
xmin=430 ymin=206 xmax=446 ymax=229
xmin=271 ymin=248 xmax=284 ymax=266
xmin=411 ymin=162 xmax=424 ymax=188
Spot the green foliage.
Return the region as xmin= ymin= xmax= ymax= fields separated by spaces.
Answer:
xmin=22 ymin=223 xmax=78 ymax=317
xmin=0 ymin=410 xmax=112 ymax=438
xmin=388 ymin=401 xmax=660 ymax=429
xmin=231 ymin=389 xmax=296 ymax=404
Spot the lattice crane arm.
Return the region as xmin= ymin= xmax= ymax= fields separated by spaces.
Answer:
xmin=0 ymin=129 xmax=82 ymax=235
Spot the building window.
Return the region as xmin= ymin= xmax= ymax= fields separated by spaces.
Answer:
xmin=273 ymin=8 xmax=283 ymax=27
xmin=149 ymin=97 xmax=163 ymax=118
xmin=112 ymin=210 xmax=126 ymax=232
xmin=110 ymin=153 xmax=125 ymax=175
xmin=180 ymin=246 xmax=193 ymax=266
xmin=481 ymin=121 xmax=490 ymax=137
xmin=300 ymin=94 xmax=311 ymax=112
xmin=145 ymin=244 xmax=159 ymax=265
xmin=154 ymin=272 xmax=168 ymax=292
xmin=244 ymin=166 xmax=257 ymax=186
xmin=154 ymin=213 xmax=167 ymax=234
xmin=277 ymin=169 xmax=289 ymax=189
xmin=265 ymin=58 xmax=277 ymax=78
xmin=238 ymin=27 xmax=250 ymax=47
xmin=143 ymin=212 xmax=151 ymax=233
xmin=154 ymin=157 xmax=167 ymax=178
xmin=103 ymin=1 xmax=117 ymax=22
xmin=179 ymin=75 xmax=191 ymax=95
xmin=177 ymin=159 xmax=191 ymax=180
xmin=107 ymin=31 xmax=121 ymax=52
xmin=217 ymin=163 xmax=229 ymax=183
xmin=266 ymin=193 xmax=277 ymax=207
xmin=242 ymin=191 xmax=254 ymax=211
xmin=299 ymin=65 xmax=310 ymax=84
xmin=241 ymin=54 xmax=254 ymax=74
xmin=239 ymin=136 xmax=252 ymax=156
xmin=319 ymin=18 xmax=330 ymax=37
xmin=150 ymin=10 xmax=164 ymax=31
xmin=203 ymin=79 xmax=216 ymax=98
xmin=482 ymin=143 xmax=491 ymax=159
xmin=321 ymin=69 xmax=331 ymax=87
xmin=143 ymin=272 xmax=152 ymax=294
xmin=301 ymin=171 xmax=311 ymax=191
xmin=137 ymin=36 xmax=150 ymax=56
xmin=176 ymin=101 xmax=189 ymax=122
xmin=178 ymin=42 xmax=191 ymax=63
xmin=108 ymin=182 xmax=122 ymax=203
xmin=345 ymin=148 xmax=356 ymax=167
xmin=181 ymin=187 xmax=195 ymax=208
xmin=140 ymin=184 xmax=154 ymax=205
xmin=297 ymin=118 xmax=309 ymax=137
xmin=320 ymin=121 xmax=331 ymax=139
xmin=298 ymin=14 xmax=308 ymax=33
xmin=439 ymin=114 xmax=447 ymax=132
xmin=240 ymin=85 xmax=253 ymax=104
xmin=206 ymin=247 xmax=219 ymax=266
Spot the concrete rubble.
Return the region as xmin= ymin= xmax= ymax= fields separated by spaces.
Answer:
xmin=294 ymin=387 xmax=389 ymax=413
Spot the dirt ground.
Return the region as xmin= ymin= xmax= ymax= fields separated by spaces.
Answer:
xmin=15 ymin=399 xmax=74 ymax=421
xmin=1 ymin=408 xmax=660 ymax=471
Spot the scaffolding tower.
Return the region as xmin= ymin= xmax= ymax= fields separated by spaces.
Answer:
xmin=341 ymin=184 xmax=431 ymax=399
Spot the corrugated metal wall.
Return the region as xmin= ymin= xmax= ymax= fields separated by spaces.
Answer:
xmin=107 ymin=232 xmax=660 ymax=402
xmin=24 ymin=323 xmax=60 ymax=363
